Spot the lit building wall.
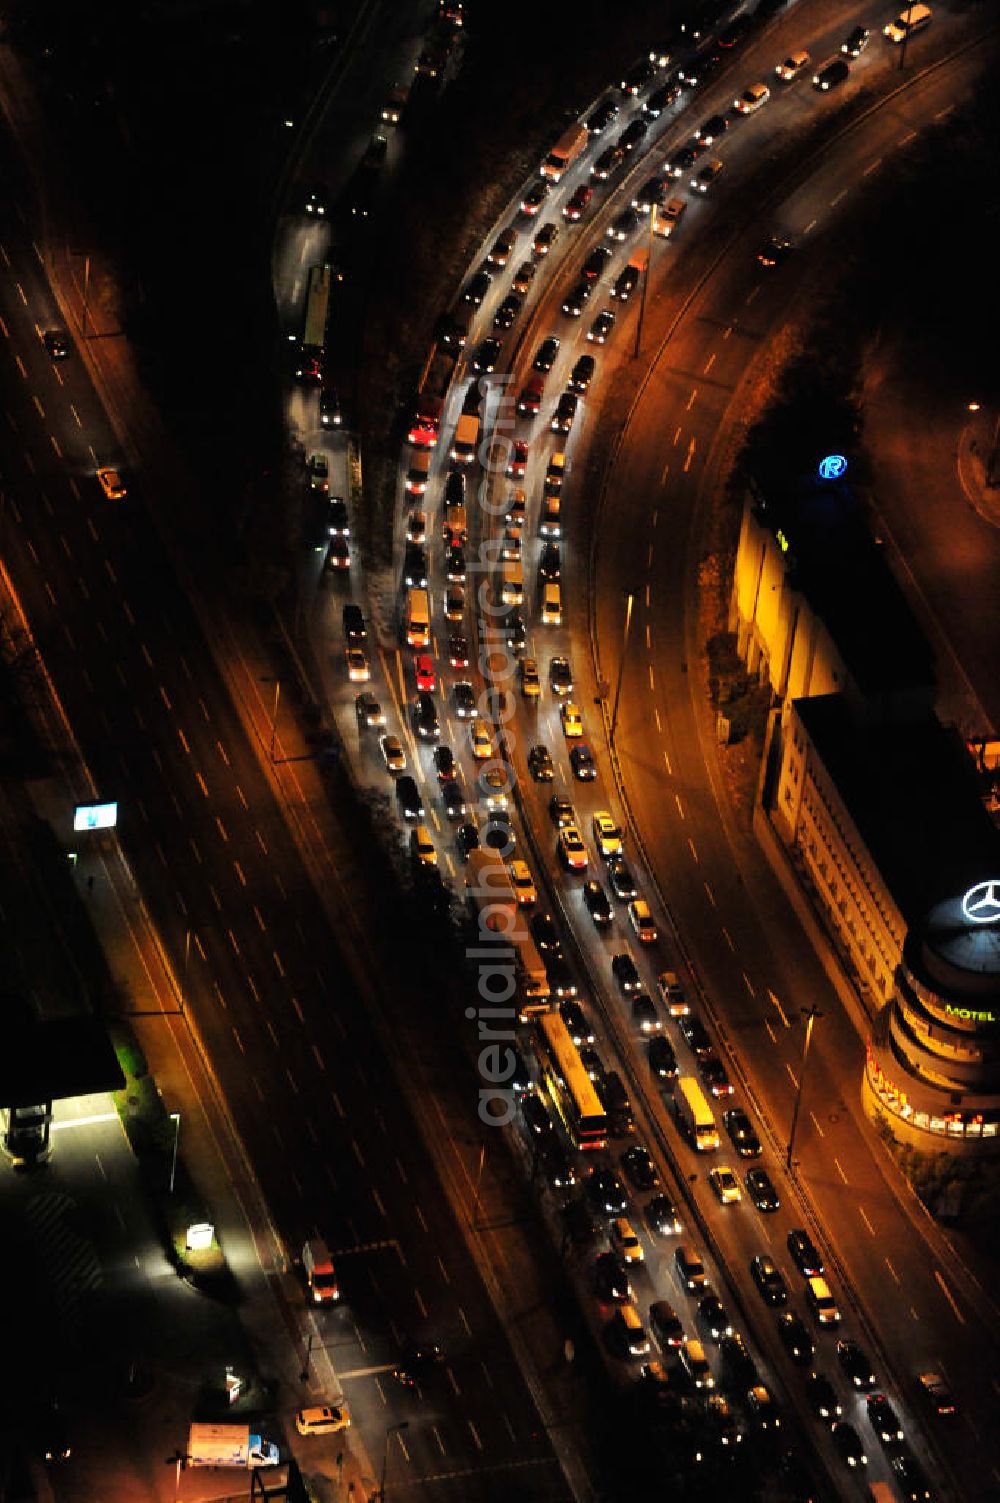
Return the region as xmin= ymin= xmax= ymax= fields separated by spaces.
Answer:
xmin=731 ymin=496 xmax=849 ymax=712
xmin=775 ymin=700 xmax=904 ymax=1007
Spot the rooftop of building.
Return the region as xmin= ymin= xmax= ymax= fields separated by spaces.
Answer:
xmin=751 ymin=474 xmax=934 ymax=697
xmin=794 ymin=694 xmax=1000 ymax=926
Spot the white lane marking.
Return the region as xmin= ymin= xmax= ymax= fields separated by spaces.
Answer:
xmin=831 ymin=188 xmax=847 ymax=206
xmin=859 ymin=1206 xmax=875 ymax=1236
xmin=722 ymin=927 xmax=736 ymax=952
xmin=803 ymin=218 xmax=816 ymax=234
xmin=682 ymin=436 xmax=696 ymax=472
xmin=685 ymin=388 xmax=697 ymax=411
xmin=934 ymin=1269 xmax=965 ymax=1325
xmin=672 ymin=425 xmax=682 ymax=446
xmin=764 ymin=1019 xmax=776 ymax=1044
xmin=648 ymin=665 xmax=655 ymax=691
xmin=660 ymin=461 xmax=670 ymax=485
xmin=674 ymin=794 xmax=684 ymax=819
xmin=745 ymin=285 xmax=759 ymax=305
xmin=704 ymin=881 xmax=716 ymax=907
xmin=862 ymin=158 xmax=882 ymax=177
xmin=786 ymin=1064 xmax=798 ymax=1090
xmin=468 ymin=1421 xmax=483 ymax=1453
xmin=645 ymin=623 xmax=651 ymax=650
xmin=834 ymin=1157 xmax=849 ymax=1185
xmin=687 ymin=837 xmax=698 ymax=863
xmin=654 ymin=707 xmax=661 ymax=732
xmin=885 ymin=1258 xmax=900 ymax=1285
xmin=663 ymin=749 xmax=672 ymax=775
xmin=702 ymin=352 xmax=716 ymax=375
xmin=809 ymin=1112 xmax=825 ymax=1138
xmin=898 ymin=130 xmax=917 ymax=145
xmin=768 ymin=989 xmax=789 ymax=1027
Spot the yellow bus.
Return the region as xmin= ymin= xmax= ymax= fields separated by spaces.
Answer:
xmin=535 ymin=1012 xmax=608 ymax=1151
xmin=296 ymin=263 xmax=333 ymax=382
xmin=675 ymin=1076 xmax=719 ymax=1151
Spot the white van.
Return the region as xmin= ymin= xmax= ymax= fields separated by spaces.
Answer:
xmin=405 ymin=587 xmax=430 ymax=648
xmin=541 ymin=582 xmax=562 ymax=625
xmin=884 ymin=4 xmax=931 ymax=41
xmin=501 ymin=560 xmax=524 ymax=605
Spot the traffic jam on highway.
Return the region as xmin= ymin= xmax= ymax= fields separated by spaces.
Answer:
xmin=293 ymin=0 xmax=947 ymax=1495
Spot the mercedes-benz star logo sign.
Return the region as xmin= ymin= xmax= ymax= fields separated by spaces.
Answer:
xmin=962 ymin=880 xmax=1000 ymax=925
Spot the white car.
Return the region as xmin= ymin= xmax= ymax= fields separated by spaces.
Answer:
xmin=775 ymin=50 xmax=810 ymax=81
xmin=734 ymin=82 xmax=770 ymax=114
xmin=345 ymin=647 xmax=370 ymax=683
xmin=295 ymin=1404 xmax=350 ymax=1436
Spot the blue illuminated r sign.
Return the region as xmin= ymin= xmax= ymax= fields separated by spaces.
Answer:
xmin=818 ymin=454 xmax=848 ymax=480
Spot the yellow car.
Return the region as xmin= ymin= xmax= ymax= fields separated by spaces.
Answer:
xmin=708 ymin=1167 xmax=742 ymax=1205
xmin=592 ymin=811 xmax=623 ymax=858
xmin=508 ymin=859 xmax=537 ymax=906
xmin=560 ymin=701 xmax=584 ymax=738
xmin=96 ymin=466 xmax=127 ymax=500
xmin=410 ymin=825 xmax=437 ymax=867
xmin=610 ymin=1217 xmax=644 ymax=1265
xmin=470 ymin=719 xmax=492 ymax=760
xmin=520 ymin=657 xmax=541 ymax=698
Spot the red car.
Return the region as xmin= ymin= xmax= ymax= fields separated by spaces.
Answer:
xmin=414 ymin=654 xmax=436 ymax=692
xmin=563 ymin=185 xmax=594 ymax=222
xmin=507 ymin=440 xmax=529 ymax=479
xmin=448 ymin=634 xmax=470 ymax=668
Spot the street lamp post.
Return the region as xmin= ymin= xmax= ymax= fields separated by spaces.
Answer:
xmin=169 ymin=1111 xmax=181 ymax=1194
xmin=610 ymin=590 xmax=636 ymax=746
xmin=379 ymin=1421 xmax=409 ymax=1503
xmin=633 ymin=205 xmax=657 ymax=360
xmin=268 ymin=678 xmax=282 ymax=763
xmin=786 ymin=1003 xmax=822 ymax=1171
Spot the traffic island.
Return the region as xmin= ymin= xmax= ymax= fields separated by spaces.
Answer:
xmin=111 ymin=1025 xmax=241 ymax=1304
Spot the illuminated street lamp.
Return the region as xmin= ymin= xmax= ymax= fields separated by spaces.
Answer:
xmin=378 ymin=1421 xmax=409 ymax=1503
xmin=786 ymin=1003 xmax=822 ymax=1171
xmin=633 ymin=203 xmax=657 ymax=360
xmin=610 ymin=590 xmax=636 ymax=747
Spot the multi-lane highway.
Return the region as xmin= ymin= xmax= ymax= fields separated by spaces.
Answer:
xmin=285 ymin=0 xmax=1000 ymax=1498
xmin=0 ymin=118 xmax=574 ymax=1503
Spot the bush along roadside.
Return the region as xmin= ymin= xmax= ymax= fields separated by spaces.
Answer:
xmin=110 ymin=1024 xmax=240 ymax=1304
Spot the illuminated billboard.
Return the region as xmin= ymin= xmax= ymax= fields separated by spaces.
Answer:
xmin=73 ymin=801 xmax=118 ymax=832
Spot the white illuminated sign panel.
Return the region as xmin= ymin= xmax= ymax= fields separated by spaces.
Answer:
xmin=962 ymin=880 xmax=1000 ymax=925
xmin=73 ymin=802 xmax=118 ymax=832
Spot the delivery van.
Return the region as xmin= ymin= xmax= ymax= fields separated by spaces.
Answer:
xmin=405 ymin=587 xmax=430 ymax=648
xmin=501 ymin=560 xmax=524 ymax=605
